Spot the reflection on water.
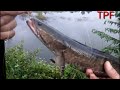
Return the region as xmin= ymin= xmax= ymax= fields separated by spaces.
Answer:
xmin=5 ymin=11 xmax=118 ymax=61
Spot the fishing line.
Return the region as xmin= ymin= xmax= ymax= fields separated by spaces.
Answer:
xmin=5 ymin=29 xmax=11 ymax=48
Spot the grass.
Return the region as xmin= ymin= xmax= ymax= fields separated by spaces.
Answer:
xmin=36 ymin=11 xmax=46 ymax=20
xmin=5 ymin=42 xmax=88 ymax=79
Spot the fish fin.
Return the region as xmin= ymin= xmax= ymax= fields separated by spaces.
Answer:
xmin=50 ymin=59 xmax=55 ymax=63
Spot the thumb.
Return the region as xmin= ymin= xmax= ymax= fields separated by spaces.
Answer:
xmin=104 ymin=61 xmax=120 ymax=79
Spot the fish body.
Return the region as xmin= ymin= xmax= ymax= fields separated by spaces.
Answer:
xmin=26 ymin=18 xmax=120 ymax=77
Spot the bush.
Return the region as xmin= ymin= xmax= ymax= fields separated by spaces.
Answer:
xmin=63 ymin=64 xmax=88 ymax=79
xmin=36 ymin=11 xmax=46 ymax=20
xmin=92 ymin=11 xmax=120 ymax=58
xmin=5 ymin=43 xmax=87 ymax=79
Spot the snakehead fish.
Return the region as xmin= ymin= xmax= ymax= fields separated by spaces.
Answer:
xmin=26 ymin=18 xmax=120 ymax=77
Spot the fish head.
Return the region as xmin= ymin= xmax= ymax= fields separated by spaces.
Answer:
xmin=26 ymin=18 xmax=43 ymax=38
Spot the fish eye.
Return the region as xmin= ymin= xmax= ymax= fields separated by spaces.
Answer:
xmin=38 ymin=22 xmax=42 ymax=26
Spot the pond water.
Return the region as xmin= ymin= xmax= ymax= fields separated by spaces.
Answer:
xmin=5 ymin=11 xmax=119 ymax=61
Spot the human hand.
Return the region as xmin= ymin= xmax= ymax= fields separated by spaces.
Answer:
xmin=0 ymin=11 xmax=30 ymax=40
xmin=86 ymin=61 xmax=120 ymax=79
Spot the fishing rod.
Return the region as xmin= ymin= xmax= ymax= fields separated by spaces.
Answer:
xmin=0 ymin=40 xmax=6 ymax=79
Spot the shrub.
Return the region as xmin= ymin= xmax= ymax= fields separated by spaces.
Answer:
xmin=5 ymin=43 xmax=87 ymax=79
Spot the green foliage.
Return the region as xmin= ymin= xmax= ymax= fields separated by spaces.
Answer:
xmin=62 ymin=64 xmax=88 ymax=79
xmin=92 ymin=11 xmax=120 ymax=58
xmin=92 ymin=29 xmax=120 ymax=44
xmin=36 ymin=11 xmax=46 ymax=20
xmin=105 ymin=28 xmax=120 ymax=34
xmin=6 ymin=43 xmax=87 ymax=79
xmin=115 ymin=11 xmax=120 ymax=18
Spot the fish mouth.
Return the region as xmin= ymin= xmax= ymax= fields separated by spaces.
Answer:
xmin=26 ymin=19 xmax=37 ymax=35
xmin=26 ymin=18 xmax=41 ymax=37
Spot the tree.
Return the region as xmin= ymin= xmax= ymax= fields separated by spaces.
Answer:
xmin=92 ymin=11 xmax=120 ymax=58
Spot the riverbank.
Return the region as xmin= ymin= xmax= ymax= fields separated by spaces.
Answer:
xmin=6 ymin=43 xmax=87 ymax=79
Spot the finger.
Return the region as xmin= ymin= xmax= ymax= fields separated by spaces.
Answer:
xmin=90 ymin=74 xmax=99 ymax=79
xmin=104 ymin=61 xmax=120 ymax=79
xmin=1 ymin=19 xmax=17 ymax=32
xmin=86 ymin=69 xmax=94 ymax=76
xmin=0 ymin=15 xmax=15 ymax=26
xmin=0 ymin=30 xmax=15 ymax=40
xmin=0 ymin=11 xmax=28 ymax=16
